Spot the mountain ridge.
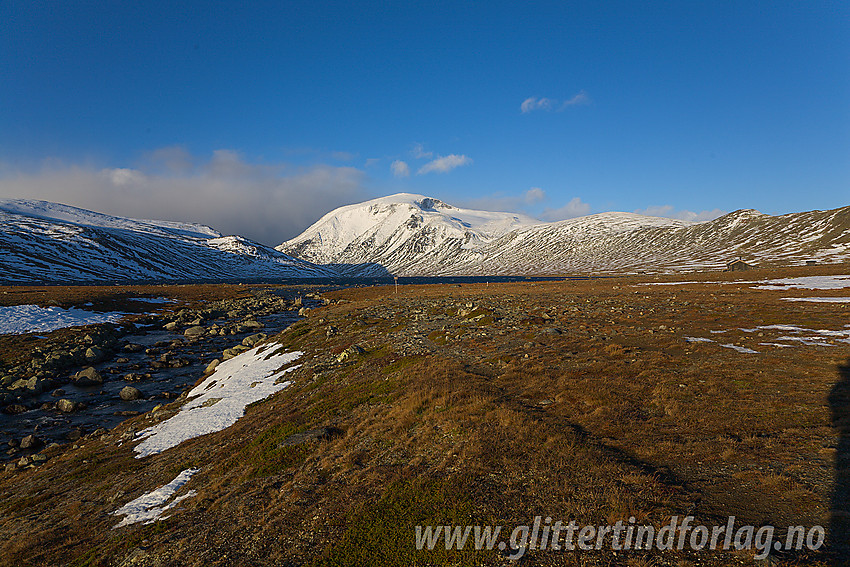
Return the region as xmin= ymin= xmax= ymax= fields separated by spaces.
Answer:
xmin=0 ymin=199 xmax=340 ymax=283
xmin=277 ymin=194 xmax=850 ymax=275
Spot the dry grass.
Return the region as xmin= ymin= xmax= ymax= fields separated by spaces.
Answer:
xmin=0 ymin=266 xmax=847 ymax=565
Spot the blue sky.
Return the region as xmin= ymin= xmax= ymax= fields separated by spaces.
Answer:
xmin=1 ymin=1 xmax=848 ymax=244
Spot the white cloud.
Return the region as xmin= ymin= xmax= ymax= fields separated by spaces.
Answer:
xmin=521 ymin=97 xmax=553 ymax=113
xmin=540 ymin=197 xmax=591 ymax=221
xmin=390 ymin=160 xmax=410 ymax=178
xmin=417 ymin=154 xmax=472 ymax=175
xmin=521 ymin=91 xmax=590 ymax=113
xmin=106 ymin=168 xmax=146 ymax=186
xmin=364 ymin=158 xmax=380 ymax=168
xmin=634 ymin=205 xmax=726 ymax=222
xmin=412 ymin=143 xmax=433 ymax=159
xmin=0 ymin=150 xmax=369 ymax=245
xmin=560 ymin=90 xmax=590 ymax=108
xmin=455 ymin=188 xmax=548 ymax=215
xmin=524 ymin=187 xmax=546 ymax=204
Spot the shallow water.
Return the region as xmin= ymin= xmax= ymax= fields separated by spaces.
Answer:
xmin=0 ymin=306 xmax=303 ymax=459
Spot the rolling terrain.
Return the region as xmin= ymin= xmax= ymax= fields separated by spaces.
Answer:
xmin=279 ymin=194 xmax=850 ymax=276
xmin=0 ymin=200 xmax=335 ymax=283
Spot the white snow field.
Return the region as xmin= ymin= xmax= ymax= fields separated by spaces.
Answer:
xmin=0 ymin=304 xmax=126 ymax=335
xmin=133 ymin=343 xmax=302 ymax=458
xmin=782 ymin=297 xmax=850 ymax=303
xmin=752 ymin=275 xmax=850 ymax=290
xmin=112 ymin=468 xmax=199 ymax=528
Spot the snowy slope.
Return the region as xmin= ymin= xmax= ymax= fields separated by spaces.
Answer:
xmin=278 ymin=195 xmax=850 ymax=276
xmin=0 ymin=199 xmax=335 ymax=283
xmin=277 ymin=193 xmax=541 ymax=275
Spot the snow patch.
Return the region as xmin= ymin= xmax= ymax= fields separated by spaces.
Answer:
xmin=781 ymin=296 xmax=850 ymax=303
xmin=752 ymin=275 xmax=850 ymax=290
xmin=0 ymin=304 xmax=126 ymax=335
xmin=133 ymin=343 xmax=301 ymax=458
xmin=720 ymin=344 xmax=759 ymax=354
xmin=112 ymin=468 xmax=199 ymax=528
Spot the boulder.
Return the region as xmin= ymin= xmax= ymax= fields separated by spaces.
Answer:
xmin=119 ymin=386 xmax=143 ymax=401
xmin=242 ymin=333 xmax=266 ymax=347
xmin=74 ymin=367 xmax=103 ymax=386
xmin=19 ymin=434 xmax=42 ymax=450
xmin=336 ymin=345 xmax=365 ymax=363
xmin=163 ymin=321 xmax=179 ymax=332
xmin=84 ymin=346 xmax=105 ymax=363
xmin=184 ymin=325 xmax=206 ymax=337
xmin=222 ymin=345 xmax=249 ymax=360
xmin=205 ymin=359 xmax=220 ymax=374
xmin=56 ymin=399 xmax=78 ymax=413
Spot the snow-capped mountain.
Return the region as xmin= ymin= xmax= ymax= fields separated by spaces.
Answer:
xmin=0 ymin=199 xmax=335 ymax=283
xmin=278 ymin=194 xmax=850 ymax=275
xmin=277 ymin=193 xmax=542 ymax=276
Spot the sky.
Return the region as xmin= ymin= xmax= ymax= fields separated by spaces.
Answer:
xmin=1 ymin=1 xmax=848 ymax=245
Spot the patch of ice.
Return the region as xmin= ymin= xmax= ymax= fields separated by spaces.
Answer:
xmin=758 ymin=343 xmax=795 ymax=348
xmin=133 ymin=343 xmax=301 ymax=458
xmin=720 ymin=344 xmax=759 ymax=354
xmin=130 ymin=296 xmax=176 ymax=304
xmin=774 ymin=336 xmax=836 ymax=347
xmin=752 ymin=275 xmax=850 ymax=290
xmin=0 ymin=304 xmax=126 ymax=335
xmin=685 ymin=336 xmax=714 ymax=343
xmin=781 ymin=297 xmax=850 ymax=303
xmin=112 ymin=468 xmax=199 ymax=528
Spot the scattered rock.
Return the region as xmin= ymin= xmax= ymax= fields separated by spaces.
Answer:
xmin=242 ymin=333 xmax=266 ymax=347
xmin=222 ymin=345 xmax=249 ymax=360
xmin=74 ymin=367 xmax=103 ymax=386
xmin=336 ymin=345 xmax=365 ymax=363
xmin=57 ymin=399 xmax=79 ymax=413
xmin=66 ymin=428 xmax=84 ymax=441
xmin=84 ymin=346 xmax=105 ymax=363
xmin=184 ymin=325 xmax=206 ymax=337
xmin=3 ymin=404 xmax=28 ymax=415
xmin=19 ymin=435 xmax=43 ymax=450
xmin=164 ymin=321 xmax=180 ymax=332
xmin=205 ymin=359 xmax=220 ymax=374
xmin=119 ymin=386 xmax=143 ymax=401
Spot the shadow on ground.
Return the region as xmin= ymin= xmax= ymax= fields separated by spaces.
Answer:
xmin=830 ymin=358 xmax=850 ymax=564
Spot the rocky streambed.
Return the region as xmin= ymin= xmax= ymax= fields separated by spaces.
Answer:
xmin=0 ymin=288 xmax=327 ymax=471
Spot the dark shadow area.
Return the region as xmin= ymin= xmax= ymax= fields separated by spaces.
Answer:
xmin=830 ymin=358 xmax=850 ymax=564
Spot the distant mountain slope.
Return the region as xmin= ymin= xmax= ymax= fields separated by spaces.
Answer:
xmin=277 ymin=193 xmax=542 ymax=276
xmin=278 ymin=194 xmax=850 ymax=275
xmin=0 ymin=199 xmax=335 ymax=283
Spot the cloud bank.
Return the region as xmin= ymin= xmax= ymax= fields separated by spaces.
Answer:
xmin=540 ymin=197 xmax=592 ymax=221
xmin=634 ymin=205 xmax=726 ymax=222
xmin=0 ymin=148 xmax=369 ymax=245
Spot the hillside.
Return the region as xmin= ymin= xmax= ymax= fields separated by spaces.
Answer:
xmin=0 ymin=200 xmax=335 ymax=283
xmin=279 ymin=195 xmax=850 ymax=275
